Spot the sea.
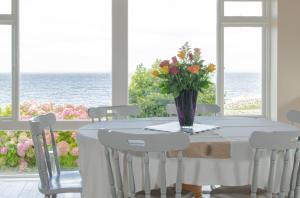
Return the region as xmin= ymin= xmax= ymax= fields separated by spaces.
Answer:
xmin=0 ymin=73 xmax=261 ymax=108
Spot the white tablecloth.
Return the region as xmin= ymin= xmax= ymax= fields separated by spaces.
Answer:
xmin=77 ymin=117 xmax=298 ymax=198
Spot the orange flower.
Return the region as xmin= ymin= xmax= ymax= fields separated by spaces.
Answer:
xmin=151 ymin=69 xmax=159 ymax=77
xmin=207 ymin=63 xmax=216 ymax=72
xmin=187 ymin=65 xmax=200 ymax=74
xmin=161 ymin=65 xmax=169 ymax=74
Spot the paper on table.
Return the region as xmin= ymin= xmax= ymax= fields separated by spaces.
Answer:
xmin=144 ymin=121 xmax=220 ymax=133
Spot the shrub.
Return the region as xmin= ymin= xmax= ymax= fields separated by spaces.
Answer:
xmin=0 ymin=130 xmax=79 ymax=171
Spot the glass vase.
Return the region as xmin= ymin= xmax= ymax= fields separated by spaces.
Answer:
xmin=174 ymin=90 xmax=198 ymax=132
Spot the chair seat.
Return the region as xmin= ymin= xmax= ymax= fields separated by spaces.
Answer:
xmin=39 ymin=170 xmax=82 ymax=195
xmin=135 ymin=187 xmax=194 ymax=198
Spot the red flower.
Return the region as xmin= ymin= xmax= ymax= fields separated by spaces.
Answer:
xmin=169 ymin=66 xmax=180 ymax=75
xmin=159 ymin=60 xmax=169 ymax=67
xmin=188 ymin=53 xmax=193 ymax=61
xmin=171 ymin=56 xmax=178 ymax=65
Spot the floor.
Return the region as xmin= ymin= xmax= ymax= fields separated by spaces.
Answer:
xmin=0 ymin=178 xmax=80 ymax=198
xmin=0 ymin=178 xmax=213 ymax=198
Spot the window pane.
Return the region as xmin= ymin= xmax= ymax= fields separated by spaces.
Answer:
xmin=224 ymin=27 xmax=262 ymax=115
xmin=128 ymin=0 xmax=217 ymax=117
xmin=224 ymin=1 xmax=263 ymax=16
xmin=0 ymin=0 xmax=11 ymax=14
xmin=0 ymin=25 xmax=12 ymax=118
xmin=20 ymin=0 xmax=112 ymax=120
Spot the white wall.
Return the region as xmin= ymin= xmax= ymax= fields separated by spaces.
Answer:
xmin=277 ymin=0 xmax=300 ymax=122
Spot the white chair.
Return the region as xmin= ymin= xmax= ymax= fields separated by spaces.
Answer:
xmin=98 ymin=129 xmax=194 ymax=198
xmin=211 ymin=131 xmax=300 ymax=198
xmin=88 ymin=106 xmax=111 ymax=122
xmin=287 ymin=110 xmax=300 ymax=125
xmin=29 ymin=113 xmax=82 ymax=198
xmin=111 ymin=105 xmax=141 ymax=119
xmin=166 ymin=104 xmax=221 ymax=116
xmin=88 ymin=105 xmax=141 ymax=122
xmin=197 ymin=104 xmax=221 ymax=116
xmin=287 ymin=110 xmax=300 ymax=198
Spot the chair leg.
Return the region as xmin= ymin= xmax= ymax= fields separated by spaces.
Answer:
xmin=51 ymin=194 xmax=57 ymax=198
xmin=44 ymin=195 xmax=50 ymax=198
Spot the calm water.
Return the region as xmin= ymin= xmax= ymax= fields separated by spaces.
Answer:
xmin=0 ymin=73 xmax=261 ymax=108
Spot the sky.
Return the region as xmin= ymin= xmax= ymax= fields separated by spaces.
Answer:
xmin=0 ymin=0 xmax=262 ymax=73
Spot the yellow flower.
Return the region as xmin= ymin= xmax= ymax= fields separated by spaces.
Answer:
xmin=207 ymin=63 xmax=216 ymax=72
xmin=151 ymin=69 xmax=159 ymax=77
xmin=161 ymin=65 xmax=169 ymax=74
xmin=177 ymin=50 xmax=186 ymax=60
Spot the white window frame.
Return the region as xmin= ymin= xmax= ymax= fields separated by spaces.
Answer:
xmin=1 ymin=0 xmax=273 ymax=130
xmin=217 ymin=0 xmax=271 ymax=117
xmin=0 ymin=0 xmax=19 ymax=122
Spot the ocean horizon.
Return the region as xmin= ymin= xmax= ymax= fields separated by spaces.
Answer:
xmin=0 ymin=72 xmax=261 ymax=108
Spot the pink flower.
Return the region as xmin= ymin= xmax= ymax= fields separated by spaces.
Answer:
xmin=169 ymin=66 xmax=180 ymax=75
xmin=159 ymin=60 xmax=169 ymax=67
xmin=62 ymin=108 xmax=74 ymax=118
xmin=71 ymin=132 xmax=77 ymax=139
xmin=17 ymin=144 xmax=26 ymax=157
xmin=0 ymin=147 xmax=8 ymax=155
xmin=19 ymin=158 xmax=28 ymax=171
xmin=70 ymin=147 xmax=79 ymax=157
xmin=45 ymin=132 xmax=58 ymax=145
xmin=57 ymin=141 xmax=70 ymax=156
xmin=171 ymin=56 xmax=178 ymax=64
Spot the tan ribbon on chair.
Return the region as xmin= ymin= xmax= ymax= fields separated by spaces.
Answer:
xmin=167 ymin=141 xmax=231 ymax=159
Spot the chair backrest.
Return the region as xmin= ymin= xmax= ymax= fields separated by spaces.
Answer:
xmin=88 ymin=106 xmax=110 ymax=122
xmin=249 ymin=131 xmax=300 ymax=197
xmin=98 ymin=129 xmax=190 ymax=198
xmin=166 ymin=103 xmax=221 ymax=116
xmin=196 ymin=104 xmax=221 ymax=116
xmin=166 ymin=104 xmax=177 ymax=116
xmin=111 ymin=105 xmax=140 ymax=119
xmin=287 ymin=110 xmax=300 ymax=124
xmin=29 ymin=113 xmax=61 ymax=191
xmin=88 ymin=105 xmax=140 ymax=122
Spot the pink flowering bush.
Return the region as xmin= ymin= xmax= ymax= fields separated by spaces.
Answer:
xmin=0 ymin=102 xmax=83 ymax=171
xmin=0 ymin=130 xmax=79 ymax=171
xmin=18 ymin=101 xmax=88 ymax=120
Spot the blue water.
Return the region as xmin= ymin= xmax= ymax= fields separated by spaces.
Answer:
xmin=0 ymin=73 xmax=261 ymax=108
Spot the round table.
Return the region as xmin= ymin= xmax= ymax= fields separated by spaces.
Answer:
xmin=77 ymin=116 xmax=297 ymax=198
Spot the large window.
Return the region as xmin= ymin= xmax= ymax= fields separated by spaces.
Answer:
xmin=129 ymin=0 xmax=216 ymax=73
xmin=217 ymin=0 xmax=270 ymax=116
xmin=0 ymin=0 xmax=272 ymax=127
xmin=19 ymin=0 xmax=112 ymax=120
xmin=0 ymin=25 xmax=12 ymax=119
xmin=224 ymin=27 xmax=262 ymax=115
xmin=0 ymin=0 xmax=11 ymax=14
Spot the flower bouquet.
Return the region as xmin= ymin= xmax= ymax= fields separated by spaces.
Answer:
xmin=151 ymin=42 xmax=216 ymax=130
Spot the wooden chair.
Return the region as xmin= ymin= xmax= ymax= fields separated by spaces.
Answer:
xmin=287 ymin=110 xmax=300 ymax=125
xmin=29 ymin=113 xmax=82 ymax=198
xmin=88 ymin=105 xmax=140 ymax=122
xmin=111 ymin=105 xmax=140 ymax=119
xmin=166 ymin=104 xmax=221 ymax=116
xmin=211 ymin=131 xmax=300 ymax=198
xmin=88 ymin=106 xmax=111 ymax=122
xmin=98 ymin=129 xmax=194 ymax=198
xmin=196 ymin=104 xmax=221 ymax=116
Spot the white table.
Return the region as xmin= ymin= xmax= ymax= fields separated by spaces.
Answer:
xmin=77 ymin=116 xmax=297 ymax=198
